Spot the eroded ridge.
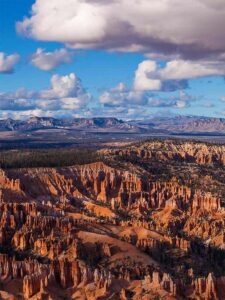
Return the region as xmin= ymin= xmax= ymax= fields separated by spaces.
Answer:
xmin=0 ymin=141 xmax=224 ymax=299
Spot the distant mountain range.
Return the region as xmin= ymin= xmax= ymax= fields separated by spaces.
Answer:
xmin=0 ymin=117 xmax=140 ymax=133
xmin=131 ymin=116 xmax=225 ymax=135
xmin=0 ymin=115 xmax=225 ymax=135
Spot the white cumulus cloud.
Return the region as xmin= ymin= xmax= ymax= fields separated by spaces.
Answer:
xmin=134 ymin=61 xmax=161 ymax=91
xmin=30 ymin=48 xmax=73 ymax=71
xmin=0 ymin=73 xmax=91 ymax=117
xmin=160 ymin=60 xmax=225 ymax=80
xmin=17 ymin=0 xmax=225 ymax=60
xmin=134 ymin=60 xmax=225 ymax=91
xmin=0 ymin=52 xmax=20 ymax=73
xmin=99 ymin=82 xmax=149 ymax=107
xmin=40 ymin=73 xmax=91 ymax=107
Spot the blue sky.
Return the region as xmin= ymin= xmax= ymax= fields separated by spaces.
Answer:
xmin=0 ymin=0 xmax=224 ymax=119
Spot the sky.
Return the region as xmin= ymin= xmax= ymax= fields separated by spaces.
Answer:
xmin=0 ymin=0 xmax=225 ymax=120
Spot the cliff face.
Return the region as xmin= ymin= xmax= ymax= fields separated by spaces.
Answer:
xmin=0 ymin=141 xmax=224 ymax=299
xmin=5 ymin=162 xmax=222 ymax=213
xmin=106 ymin=140 xmax=225 ymax=166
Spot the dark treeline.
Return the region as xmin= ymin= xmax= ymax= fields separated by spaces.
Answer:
xmin=0 ymin=148 xmax=100 ymax=169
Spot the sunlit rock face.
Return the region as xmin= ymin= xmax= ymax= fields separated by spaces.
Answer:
xmin=0 ymin=140 xmax=224 ymax=299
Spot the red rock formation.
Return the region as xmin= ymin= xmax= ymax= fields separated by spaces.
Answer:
xmin=0 ymin=140 xmax=224 ymax=299
xmin=108 ymin=140 xmax=225 ymax=166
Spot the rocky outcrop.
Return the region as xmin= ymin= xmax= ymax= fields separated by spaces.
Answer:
xmin=5 ymin=163 xmax=222 ymax=215
xmin=0 ymin=169 xmax=20 ymax=191
xmin=193 ymin=273 xmax=225 ymax=300
xmin=0 ymin=140 xmax=224 ymax=299
xmin=107 ymin=140 xmax=225 ymax=166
